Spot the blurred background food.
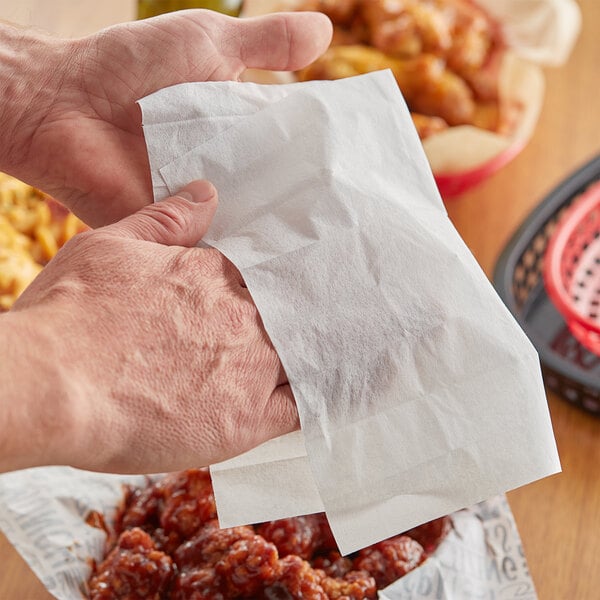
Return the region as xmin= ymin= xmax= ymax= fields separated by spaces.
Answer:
xmin=241 ymin=0 xmax=581 ymax=196
xmin=0 ymin=174 xmax=85 ymax=311
xmin=137 ymin=0 xmax=241 ymax=18
xmin=295 ymin=0 xmax=504 ymax=140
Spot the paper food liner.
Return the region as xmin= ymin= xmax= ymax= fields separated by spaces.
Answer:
xmin=242 ymin=0 xmax=580 ymax=175
xmin=0 ymin=467 xmax=536 ymax=600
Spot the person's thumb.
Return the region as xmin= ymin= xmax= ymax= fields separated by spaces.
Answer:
xmin=103 ymin=180 xmax=217 ymax=247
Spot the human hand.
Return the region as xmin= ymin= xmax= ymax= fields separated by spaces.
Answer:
xmin=0 ymin=10 xmax=332 ymax=227
xmin=1 ymin=181 xmax=297 ymax=474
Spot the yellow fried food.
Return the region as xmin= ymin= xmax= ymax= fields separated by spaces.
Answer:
xmin=0 ymin=173 xmax=85 ymax=310
xmin=297 ymin=45 xmax=476 ymax=126
xmin=0 ymin=238 xmax=42 ymax=311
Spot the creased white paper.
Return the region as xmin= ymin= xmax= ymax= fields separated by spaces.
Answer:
xmin=138 ymin=71 xmax=560 ymax=555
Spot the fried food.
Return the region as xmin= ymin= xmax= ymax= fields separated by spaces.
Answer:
xmin=411 ymin=112 xmax=449 ymax=138
xmin=353 ymin=535 xmax=425 ymax=588
xmin=0 ymin=173 xmax=85 ymax=310
xmin=295 ymin=0 xmax=504 ymax=139
xmin=89 ymin=528 xmax=174 ymax=600
xmin=87 ymin=468 xmax=450 ymax=598
xmin=257 ymin=515 xmax=324 ymax=560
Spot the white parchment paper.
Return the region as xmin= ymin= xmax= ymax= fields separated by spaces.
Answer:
xmin=0 ymin=468 xmax=536 ymax=600
xmin=138 ymin=71 xmax=560 ymax=555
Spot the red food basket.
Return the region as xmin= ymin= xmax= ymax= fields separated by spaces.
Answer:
xmin=434 ymin=141 xmax=526 ymax=198
xmin=544 ymin=181 xmax=600 ymax=355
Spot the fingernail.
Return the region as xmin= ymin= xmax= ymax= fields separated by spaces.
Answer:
xmin=175 ymin=180 xmax=216 ymax=203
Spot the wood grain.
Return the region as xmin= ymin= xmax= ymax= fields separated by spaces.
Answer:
xmin=1 ymin=1 xmax=599 ymax=598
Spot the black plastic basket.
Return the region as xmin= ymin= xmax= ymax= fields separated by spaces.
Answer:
xmin=493 ymin=154 xmax=600 ymax=416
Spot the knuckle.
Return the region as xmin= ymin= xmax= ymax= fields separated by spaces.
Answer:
xmin=152 ymin=201 xmax=191 ymax=234
xmin=218 ymin=295 xmax=258 ymax=335
xmin=220 ymin=394 xmax=264 ymax=455
xmin=51 ymin=230 xmax=102 ymax=271
xmin=59 ymin=228 xmax=95 ymax=253
xmin=188 ymin=248 xmax=243 ymax=286
xmin=169 ymin=247 xmax=221 ymax=276
xmin=169 ymin=248 xmax=244 ymax=292
xmin=165 ymin=249 xmax=256 ymax=325
xmin=165 ymin=250 xmax=218 ymax=296
xmin=196 ymin=248 xmax=231 ymax=278
xmin=223 ymin=257 xmax=245 ymax=284
xmin=70 ymin=229 xmax=129 ymax=263
xmin=143 ymin=201 xmax=192 ymax=240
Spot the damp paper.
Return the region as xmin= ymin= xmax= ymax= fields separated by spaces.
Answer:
xmin=138 ymin=70 xmax=560 ymax=555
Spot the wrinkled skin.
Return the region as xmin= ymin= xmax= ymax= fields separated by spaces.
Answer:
xmin=6 ymin=185 xmax=297 ymax=473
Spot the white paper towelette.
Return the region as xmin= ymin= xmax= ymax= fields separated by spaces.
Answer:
xmin=138 ymin=71 xmax=560 ymax=555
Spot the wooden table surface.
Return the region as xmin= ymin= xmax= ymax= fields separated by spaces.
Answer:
xmin=1 ymin=1 xmax=599 ymax=598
